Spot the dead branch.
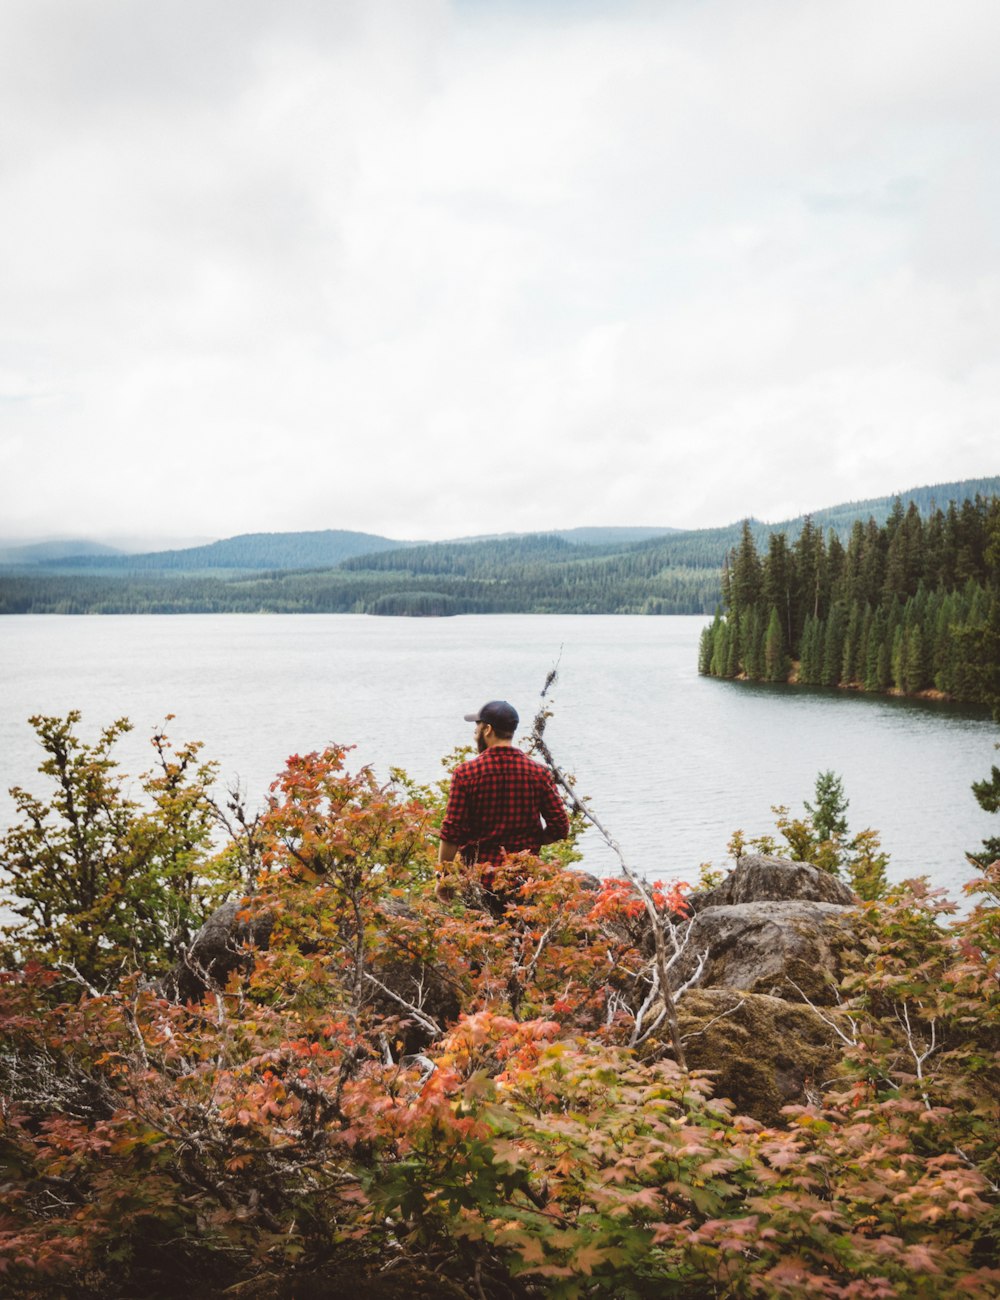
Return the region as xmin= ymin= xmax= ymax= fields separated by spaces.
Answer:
xmin=681 ymin=997 xmax=748 ymax=1044
xmin=530 ymin=668 xmax=690 ymax=1070
xmin=786 ymin=978 xmax=860 ymax=1048
xmin=898 ymin=1001 xmax=939 ymax=1111
xmin=362 ymin=972 xmax=443 ymax=1039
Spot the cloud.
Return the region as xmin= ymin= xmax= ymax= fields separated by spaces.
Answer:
xmin=1 ymin=0 xmax=998 ymax=543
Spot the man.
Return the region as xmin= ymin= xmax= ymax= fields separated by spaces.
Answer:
xmin=436 ymin=699 xmax=570 ymax=910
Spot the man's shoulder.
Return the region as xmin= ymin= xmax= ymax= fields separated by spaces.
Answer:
xmin=453 ymin=747 xmax=544 ymax=777
xmin=451 ymin=750 xmax=491 ymax=779
xmin=499 ymin=747 xmax=554 ymax=781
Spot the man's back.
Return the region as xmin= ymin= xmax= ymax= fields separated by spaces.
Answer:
xmin=440 ymin=745 xmax=569 ymax=865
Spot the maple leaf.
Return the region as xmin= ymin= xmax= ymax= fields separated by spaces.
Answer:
xmin=569 ymin=1242 xmax=612 ymax=1276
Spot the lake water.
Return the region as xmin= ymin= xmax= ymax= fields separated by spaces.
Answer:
xmin=1 ymin=614 xmax=997 ymax=903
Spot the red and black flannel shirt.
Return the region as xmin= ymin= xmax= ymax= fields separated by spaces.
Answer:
xmin=439 ymin=746 xmax=570 ymax=867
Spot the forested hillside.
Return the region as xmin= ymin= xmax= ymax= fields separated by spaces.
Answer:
xmin=48 ymin=529 xmax=403 ymax=573
xmin=2 ymin=477 xmax=998 ymax=616
xmin=699 ymin=495 xmax=1000 ymax=711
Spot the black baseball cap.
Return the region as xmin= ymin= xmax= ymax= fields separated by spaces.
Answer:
xmin=464 ymin=700 xmax=519 ymax=733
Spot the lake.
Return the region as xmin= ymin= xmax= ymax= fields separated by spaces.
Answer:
xmin=1 ymin=614 xmax=997 ymax=903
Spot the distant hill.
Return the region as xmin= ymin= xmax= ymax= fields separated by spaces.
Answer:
xmin=336 ymin=475 xmax=1000 ymax=602
xmin=611 ymin=475 xmax=1000 ymax=570
xmin=553 ymin=526 xmax=678 ymax=546
xmin=10 ymin=525 xmax=678 ymax=576
xmin=452 ymin=526 xmax=678 ymax=547
xmin=785 ymin=476 xmax=1000 ymax=536
xmin=49 ymin=530 xmax=405 ymax=574
xmin=2 ymin=476 xmax=996 ymax=615
xmin=0 ymin=538 xmax=125 ymax=566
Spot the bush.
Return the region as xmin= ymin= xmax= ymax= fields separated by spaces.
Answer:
xmin=0 ymin=737 xmax=997 ymax=1297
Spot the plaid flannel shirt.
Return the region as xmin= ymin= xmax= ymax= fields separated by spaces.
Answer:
xmin=439 ymin=746 xmax=570 ymax=866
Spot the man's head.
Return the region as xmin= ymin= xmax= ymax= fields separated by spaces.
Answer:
xmin=464 ymin=699 xmax=518 ymax=751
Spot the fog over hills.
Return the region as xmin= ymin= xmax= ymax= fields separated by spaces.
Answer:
xmin=2 ymin=477 xmax=996 ymax=593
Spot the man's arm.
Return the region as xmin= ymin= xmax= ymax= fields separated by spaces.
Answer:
xmin=538 ymin=772 xmax=571 ymax=844
xmin=439 ymin=766 xmax=472 ymax=849
xmin=436 ymin=770 xmax=468 ymax=899
xmin=435 ymin=837 xmax=461 ymax=901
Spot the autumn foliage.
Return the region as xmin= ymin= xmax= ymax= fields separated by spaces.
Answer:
xmin=1 ymin=721 xmax=998 ymax=1297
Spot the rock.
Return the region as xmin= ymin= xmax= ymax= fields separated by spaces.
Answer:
xmin=672 ymin=989 xmax=848 ymax=1125
xmin=692 ymin=854 xmax=855 ymax=910
xmin=162 ymin=895 xmax=459 ymax=1052
xmin=668 ymin=899 xmax=857 ymax=1006
xmin=161 ymin=897 xmax=274 ymax=1003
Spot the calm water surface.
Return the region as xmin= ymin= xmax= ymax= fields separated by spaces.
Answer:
xmin=1 ymin=614 xmax=996 ymax=900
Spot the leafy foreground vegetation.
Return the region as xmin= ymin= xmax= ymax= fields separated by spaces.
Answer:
xmin=1 ymin=716 xmax=999 ymax=1298
xmin=700 ymin=494 xmax=1000 ymax=711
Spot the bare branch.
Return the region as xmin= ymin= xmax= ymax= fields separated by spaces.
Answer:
xmin=786 ymin=978 xmax=860 ymax=1048
xmin=530 ymin=668 xmax=690 ymax=1070
xmin=399 ymin=1054 xmax=438 ymax=1082
xmin=55 ymin=962 xmax=102 ymax=998
xmin=628 ymin=966 xmax=661 ymax=1047
xmin=681 ymin=997 xmax=748 ymax=1044
xmin=898 ymin=1001 xmax=939 ymax=1111
xmin=672 ymin=948 xmax=709 ymax=1000
xmin=362 ymin=972 xmax=443 ymax=1038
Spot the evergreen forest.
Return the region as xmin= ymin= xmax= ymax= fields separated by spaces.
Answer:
xmin=4 ymin=477 xmax=998 ymax=619
xmin=698 ymin=494 xmax=1000 ymax=711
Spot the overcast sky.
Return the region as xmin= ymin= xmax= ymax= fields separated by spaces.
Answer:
xmin=2 ymin=0 xmax=998 ymax=546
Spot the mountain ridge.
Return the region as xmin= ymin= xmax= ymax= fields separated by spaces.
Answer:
xmin=2 ymin=475 xmax=996 ymax=615
xmin=5 ymin=477 xmax=996 ymax=577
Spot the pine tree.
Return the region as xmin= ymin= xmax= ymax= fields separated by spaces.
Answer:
xmin=730 ymin=521 xmax=763 ymax=617
xmin=968 ymin=762 xmax=1000 ymax=870
xmin=799 ymin=614 xmax=821 ymax=685
xmin=699 ymin=617 xmax=718 ymax=675
xmin=805 ymin=770 xmax=850 ymax=843
xmin=840 ymin=601 xmax=862 ymax=685
xmin=710 ymin=618 xmax=731 ymax=677
xmin=725 ymin=614 xmax=741 ymax=678
xmin=764 ymin=606 xmax=788 ymax=681
xmin=744 ymin=606 xmax=766 ymax=680
xmin=822 ymin=603 xmax=846 ymax=687
xmin=763 ymin=532 xmax=796 ymax=652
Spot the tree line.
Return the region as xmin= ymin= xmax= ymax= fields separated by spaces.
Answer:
xmin=0 ymin=544 xmax=723 ymax=615
xmin=6 ymin=478 xmax=1000 ymax=619
xmin=698 ymin=493 xmax=1000 ymax=710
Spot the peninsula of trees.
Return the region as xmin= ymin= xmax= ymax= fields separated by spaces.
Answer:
xmin=699 ymin=493 xmax=1000 ymax=711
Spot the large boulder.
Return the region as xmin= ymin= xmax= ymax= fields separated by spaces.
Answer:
xmin=673 ymin=989 xmax=848 ymax=1125
xmin=161 ymin=896 xmax=274 ymax=1003
xmin=691 ymin=854 xmax=855 ymax=910
xmin=668 ymin=899 xmax=857 ymax=1005
xmin=161 ymin=895 xmax=460 ymax=1052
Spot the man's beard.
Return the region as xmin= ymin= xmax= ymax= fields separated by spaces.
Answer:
xmin=476 ymin=731 xmax=488 ymax=754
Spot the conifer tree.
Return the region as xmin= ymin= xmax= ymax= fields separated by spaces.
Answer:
xmin=968 ymin=761 xmax=1000 ymax=870
xmin=804 ymin=770 xmax=849 ymax=843
xmin=764 ymin=606 xmax=788 ymax=681
xmin=822 ymin=603 xmax=846 ymax=687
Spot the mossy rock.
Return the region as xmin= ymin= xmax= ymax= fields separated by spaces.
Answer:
xmin=670 ymin=989 xmax=849 ymax=1125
